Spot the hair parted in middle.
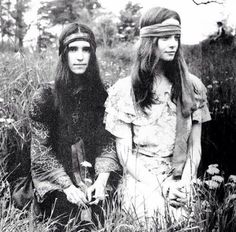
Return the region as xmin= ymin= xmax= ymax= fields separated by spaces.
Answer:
xmin=54 ymin=22 xmax=107 ymax=120
xmin=131 ymin=6 xmax=196 ymax=117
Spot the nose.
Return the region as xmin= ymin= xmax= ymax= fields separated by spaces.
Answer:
xmin=76 ymin=49 xmax=84 ymax=61
xmin=169 ymin=36 xmax=178 ymax=48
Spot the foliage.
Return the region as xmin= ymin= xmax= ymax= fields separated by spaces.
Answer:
xmin=118 ymin=1 xmax=142 ymax=42
xmin=0 ymin=0 xmax=29 ymax=49
xmin=38 ymin=0 xmax=101 ymax=26
xmin=36 ymin=0 xmax=102 ymax=51
xmin=0 ymin=34 xmax=236 ymax=230
xmin=93 ymin=13 xmax=118 ymax=47
xmin=184 ymin=35 xmax=236 ymax=177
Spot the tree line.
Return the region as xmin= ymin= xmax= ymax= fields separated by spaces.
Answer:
xmin=0 ymin=0 xmax=232 ymax=52
xmin=0 ymin=0 xmax=143 ymax=52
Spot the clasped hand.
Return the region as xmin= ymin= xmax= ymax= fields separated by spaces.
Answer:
xmin=64 ymin=182 xmax=107 ymax=206
xmin=64 ymin=184 xmax=88 ymax=206
xmin=163 ymin=179 xmax=190 ymax=208
xmin=86 ymin=180 xmax=107 ymax=205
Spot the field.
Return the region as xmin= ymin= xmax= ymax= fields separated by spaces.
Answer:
xmin=0 ymin=38 xmax=236 ymax=231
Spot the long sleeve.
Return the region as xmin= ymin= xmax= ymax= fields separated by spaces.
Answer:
xmin=93 ymin=105 xmax=122 ymax=175
xmin=95 ymin=77 xmax=136 ymax=175
xmin=29 ymin=86 xmax=72 ymax=199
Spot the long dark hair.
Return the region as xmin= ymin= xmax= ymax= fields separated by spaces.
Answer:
xmin=132 ymin=7 xmax=195 ymax=116
xmin=54 ymin=23 xmax=107 ymax=120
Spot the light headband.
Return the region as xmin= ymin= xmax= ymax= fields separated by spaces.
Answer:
xmin=140 ymin=24 xmax=181 ymax=38
xmin=63 ymin=32 xmax=91 ymax=45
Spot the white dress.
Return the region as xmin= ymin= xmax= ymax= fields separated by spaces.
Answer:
xmin=104 ymin=75 xmax=211 ymax=227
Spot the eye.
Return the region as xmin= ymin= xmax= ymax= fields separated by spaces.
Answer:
xmin=83 ymin=46 xmax=91 ymax=52
xmin=174 ymin=35 xmax=180 ymax=40
xmin=160 ymin=35 xmax=171 ymax=40
xmin=68 ymin=46 xmax=77 ymax=52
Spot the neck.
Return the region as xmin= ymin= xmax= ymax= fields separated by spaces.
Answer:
xmin=71 ymin=72 xmax=88 ymax=87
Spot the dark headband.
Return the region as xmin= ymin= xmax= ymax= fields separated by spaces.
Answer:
xmin=59 ymin=29 xmax=96 ymax=55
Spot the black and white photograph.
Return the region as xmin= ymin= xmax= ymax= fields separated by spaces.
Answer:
xmin=0 ymin=0 xmax=236 ymax=231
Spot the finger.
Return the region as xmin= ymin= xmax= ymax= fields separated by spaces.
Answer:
xmin=72 ymin=190 xmax=87 ymax=205
xmin=89 ymin=198 xmax=100 ymax=205
xmin=86 ymin=187 xmax=94 ymax=202
xmin=77 ymin=193 xmax=88 ymax=205
xmin=172 ymin=189 xmax=187 ymax=199
xmin=67 ymin=194 xmax=77 ymax=205
xmin=94 ymin=192 xmax=108 ymax=201
xmin=169 ymin=200 xmax=183 ymax=208
xmin=94 ymin=193 xmax=105 ymax=201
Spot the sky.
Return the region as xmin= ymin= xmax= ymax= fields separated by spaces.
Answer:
xmin=25 ymin=0 xmax=236 ymax=46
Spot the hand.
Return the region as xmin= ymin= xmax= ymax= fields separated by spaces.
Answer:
xmin=163 ymin=179 xmax=188 ymax=208
xmin=87 ymin=176 xmax=108 ymax=205
xmin=64 ymin=185 xmax=88 ymax=206
xmin=87 ymin=181 xmax=107 ymax=205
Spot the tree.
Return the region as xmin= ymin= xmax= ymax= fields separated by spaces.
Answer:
xmin=38 ymin=0 xmax=101 ymax=27
xmin=36 ymin=0 xmax=102 ymax=51
xmin=192 ymin=0 xmax=224 ymax=5
xmin=118 ymin=1 xmax=142 ymax=42
xmin=13 ymin=0 xmax=30 ymax=49
xmin=0 ymin=0 xmax=15 ymax=46
xmin=93 ymin=13 xmax=118 ymax=47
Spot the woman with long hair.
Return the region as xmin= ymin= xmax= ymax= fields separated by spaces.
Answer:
xmin=96 ymin=6 xmax=211 ymax=227
xmin=29 ymin=23 xmax=121 ymax=231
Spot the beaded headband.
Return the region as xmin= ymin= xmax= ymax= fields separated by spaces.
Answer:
xmin=140 ymin=24 xmax=181 ymax=38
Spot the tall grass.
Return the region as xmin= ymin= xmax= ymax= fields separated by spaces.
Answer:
xmin=0 ymin=37 xmax=236 ymax=231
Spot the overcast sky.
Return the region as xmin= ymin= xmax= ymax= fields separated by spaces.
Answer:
xmin=100 ymin=0 xmax=236 ymax=44
xmin=25 ymin=0 xmax=236 ymax=46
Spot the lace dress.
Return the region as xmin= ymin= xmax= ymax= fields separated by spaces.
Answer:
xmin=104 ymin=75 xmax=211 ymax=223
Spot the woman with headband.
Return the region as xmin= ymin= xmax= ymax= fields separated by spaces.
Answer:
xmin=29 ymin=23 xmax=121 ymax=231
xmin=94 ymin=6 xmax=211 ymax=227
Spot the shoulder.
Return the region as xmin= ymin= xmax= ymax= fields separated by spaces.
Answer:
xmin=188 ymin=73 xmax=207 ymax=95
xmin=106 ymin=76 xmax=135 ymax=115
xmin=29 ymin=82 xmax=55 ymax=122
xmin=108 ymin=76 xmax=132 ymax=95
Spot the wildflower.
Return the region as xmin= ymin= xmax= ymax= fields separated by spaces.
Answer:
xmin=227 ymin=194 xmax=236 ymax=202
xmin=212 ymin=80 xmax=219 ymax=84
xmin=222 ymin=104 xmax=230 ymax=109
xmin=205 ymin=180 xmax=219 ymax=189
xmin=202 ymin=200 xmax=211 ymax=212
xmin=228 ymin=175 xmax=236 ymax=183
xmin=213 ymin=99 xmax=220 ymax=104
xmin=81 ymin=161 xmax=92 ymax=168
xmin=0 ymin=118 xmax=6 ymax=123
xmin=207 ymin=84 xmax=213 ymax=89
xmin=206 ymin=164 xmax=220 ymax=175
xmin=211 ymin=175 xmax=224 ymax=183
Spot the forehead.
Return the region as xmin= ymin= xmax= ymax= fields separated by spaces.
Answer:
xmin=161 ymin=18 xmax=180 ymax=26
xmin=68 ymin=40 xmax=90 ymax=47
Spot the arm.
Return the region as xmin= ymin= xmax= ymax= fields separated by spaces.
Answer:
xmin=30 ymin=87 xmax=87 ymax=205
xmin=87 ymin=108 xmax=122 ymax=204
xmin=181 ymin=122 xmax=202 ymax=184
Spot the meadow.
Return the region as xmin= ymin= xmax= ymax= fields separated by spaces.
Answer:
xmin=0 ymin=37 xmax=236 ymax=231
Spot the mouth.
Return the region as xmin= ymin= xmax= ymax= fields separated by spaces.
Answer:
xmin=165 ymin=52 xmax=176 ymax=55
xmin=73 ymin=64 xmax=87 ymax=66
